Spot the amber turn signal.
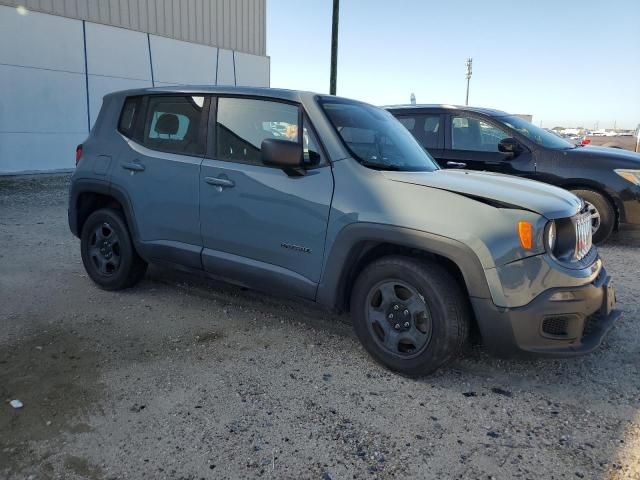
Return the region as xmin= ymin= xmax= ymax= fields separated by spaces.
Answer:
xmin=518 ymin=221 xmax=533 ymax=250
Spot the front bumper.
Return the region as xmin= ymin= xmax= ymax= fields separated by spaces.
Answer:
xmin=471 ymin=266 xmax=619 ymax=357
xmin=621 ymin=193 xmax=640 ymax=225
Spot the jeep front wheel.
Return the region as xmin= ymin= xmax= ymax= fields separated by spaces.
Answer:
xmin=350 ymin=256 xmax=470 ymax=377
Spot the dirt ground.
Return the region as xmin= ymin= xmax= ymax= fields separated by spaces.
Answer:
xmin=1 ymin=174 xmax=639 ymax=480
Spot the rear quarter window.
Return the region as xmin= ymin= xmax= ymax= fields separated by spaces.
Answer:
xmin=118 ymin=96 xmax=141 ymax=138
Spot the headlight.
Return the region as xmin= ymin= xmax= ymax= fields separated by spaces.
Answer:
xmin=546 ymin=220 xmax=556 ymax=252
xmin=614 ymin=169 xmax=640 ymax=186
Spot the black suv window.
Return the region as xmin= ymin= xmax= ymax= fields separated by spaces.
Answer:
xmin=216 ymin=97 xmax=299 ymax=165
xmin=451 ymin=115 xmax=509 ymax=152
xmin=142 ymin=96 xmax=206 ymax=155
xmin=396 ymin=114 xmax=441 ymax=150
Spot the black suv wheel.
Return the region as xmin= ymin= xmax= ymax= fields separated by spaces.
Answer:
xmin=570 ymin=189 xmax=615 ymax=244
xmin=80 ymin=208 xmax=147 ymax=290
xmin=351 ymin=256 xmax=470 ymax=377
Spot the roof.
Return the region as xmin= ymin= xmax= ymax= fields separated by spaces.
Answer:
xmin=104 ymin=86 xmax=382 ymax=108
xmin=106 ymin=86 xmax=321 ymax=103
xmin=383 ymin=104 xmax=510 ymax=116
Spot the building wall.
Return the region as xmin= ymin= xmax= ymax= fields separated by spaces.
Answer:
xmin=0 ymin=0 xmax=266 ymax=56
xmin=0 ymin=4 xmax=269 ymax=174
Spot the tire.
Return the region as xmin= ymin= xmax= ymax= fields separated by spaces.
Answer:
xmin=570 ymin=189 xmax=615 ymax=244
xmin=80 ymin=208 xmax=147 ymax=290
xmin=350 ymin=256 xmax=470 ymax=377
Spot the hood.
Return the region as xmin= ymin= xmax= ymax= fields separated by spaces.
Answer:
xmin=382 ymin=169 xmax=581 ymax=219
xmin=565 ymin=145 xmax=640 ymax=167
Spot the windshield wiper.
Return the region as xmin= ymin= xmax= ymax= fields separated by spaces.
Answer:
xmin=359 ymin=159 xmax=402 ymax=171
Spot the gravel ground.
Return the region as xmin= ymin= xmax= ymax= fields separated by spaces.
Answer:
xmin=1 ymin=174 xmax=639 ymax=480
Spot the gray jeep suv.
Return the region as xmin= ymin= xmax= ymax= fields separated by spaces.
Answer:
xmin=69 ymin=87 xmax=618 ymax=376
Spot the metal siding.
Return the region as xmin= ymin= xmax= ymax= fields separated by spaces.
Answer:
xmin=203 ymin=0 xmax=209 ymax=45
xmin=86 ymin=0 xmax=98 ymax=21
xmin=216 ymin=0 xmax=224 ymax=48
xmin=0 ymin=0 xmax=266 ymax=55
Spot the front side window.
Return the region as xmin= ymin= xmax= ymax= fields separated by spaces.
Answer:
xmin=451 ymin=115 xmax=509 ymax=152
xmin=319 ymin=99 xmax=438 ymax=171
xmin=216 ymin=98 xmax=299 ymax=165
xmin=142 ymin=96 xmax=205 ymax=155
xmin=302 ymin=114 xmax=323 ymax=166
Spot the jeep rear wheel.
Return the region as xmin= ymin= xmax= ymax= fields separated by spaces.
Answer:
xmin=351 ymin=256 xmax=470 ymax=377
xmin=80 ymin=208 xmax=147 ymax=290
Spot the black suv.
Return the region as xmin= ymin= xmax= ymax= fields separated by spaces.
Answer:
xmin=387 ymin=105 xmax=640 ymax=243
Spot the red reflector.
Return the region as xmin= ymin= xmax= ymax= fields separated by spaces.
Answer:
xmin=581 ymin=139 xmax=590 ymax=145
xmin=75 ymin=145 xmax=83 ymax=165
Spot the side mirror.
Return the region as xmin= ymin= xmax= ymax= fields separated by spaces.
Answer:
xmin=261 ymin=138 xmax=304 ymax=174
xmin=498 ymin=137 xmax=520 ymax=156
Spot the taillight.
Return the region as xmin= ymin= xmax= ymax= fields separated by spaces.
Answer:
xmin=75 ymin=144 xmax=83 ymax=165
xmin=581 ymin=138 xmax=591 ymax=145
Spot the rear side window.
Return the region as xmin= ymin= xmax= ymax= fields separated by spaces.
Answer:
xmin=216 ymin=97 xmax=299 ymax=165
xmin=397 ymin=117 xmax=415 ymax=130
xmin=142 ymin=96 xmax=206 ymax=155
xmin=395 ymin=114 xmax=441 ymax=150
xmin=118 ymin=97 xmax=140 ymax=138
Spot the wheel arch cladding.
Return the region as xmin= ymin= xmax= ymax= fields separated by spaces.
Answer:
xmin=316 ymin=223 xmax=492 ymax=313
xmin=70 ymin=180 xmax=139 ymax=241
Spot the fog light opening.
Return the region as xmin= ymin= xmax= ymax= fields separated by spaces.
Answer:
xmin=549 ymin=291 xmax=577 ymax=302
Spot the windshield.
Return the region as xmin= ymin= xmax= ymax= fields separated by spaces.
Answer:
xmin=497 ymin=115 xmax=576 ymax=149
xmin=319 ymin=98 xmax=439 ymax=171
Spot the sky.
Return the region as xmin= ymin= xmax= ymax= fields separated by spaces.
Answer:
xmin=267 ymin=0 xmax=640 ymax=129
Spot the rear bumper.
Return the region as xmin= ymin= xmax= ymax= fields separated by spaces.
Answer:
xmin=471 ymin=267 xmax=619 ymax=357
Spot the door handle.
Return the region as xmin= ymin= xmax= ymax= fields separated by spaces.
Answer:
xmin=122 ymin=162 xmax=145 ymax=172
xmin=205 ymin=176 xmax=235 ymax=188
xmin=446 ymin=161 xmax=467 ymax=168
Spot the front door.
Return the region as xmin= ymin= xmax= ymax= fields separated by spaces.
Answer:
xmin=199 ymin=97 xmax=334 ymax=299
xmin=439 ymin=113 xmax=535 ymax=176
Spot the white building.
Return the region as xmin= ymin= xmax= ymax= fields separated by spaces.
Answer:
xmin=0 ymin=1 xmax=269 ymax=174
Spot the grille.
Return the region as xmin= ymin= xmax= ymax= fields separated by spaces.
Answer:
xmin=574 ymin=211 xmax=593 ymax=260
xmin=542 ymin=316 xmax=569 ymax=337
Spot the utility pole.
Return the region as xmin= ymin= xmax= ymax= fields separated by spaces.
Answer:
xmin=329 ymin=0 xmax=339 ymax=95
xmin=465 ymin=58 xmax=473 ymax=106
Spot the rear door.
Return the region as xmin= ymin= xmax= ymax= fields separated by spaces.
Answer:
xmin=199 ymin=96 xmax=334 ymax=299
xmin=114 ymin=94 xmax=208 ymax=269
xmin=439 ymin=113 xmax=534 ymax=175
